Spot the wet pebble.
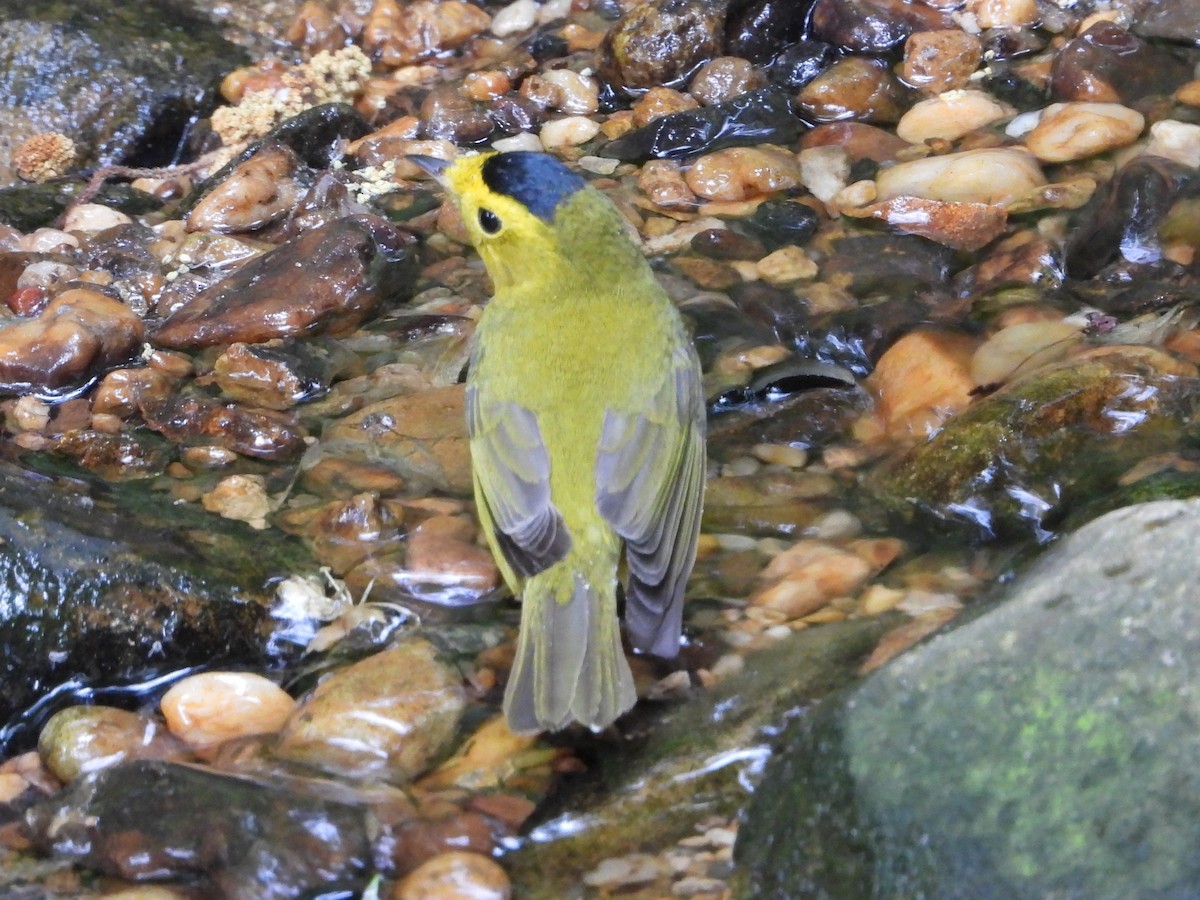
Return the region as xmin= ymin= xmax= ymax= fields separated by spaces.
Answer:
xmin=363 ymin=0 xmax=491 ymax=66
xmin=749 ymin=537 xmax=903 ymax=620
xmin=0 ymin=288 xmax=143 ymax=393
xmin=799 ymin=57 xmax=908 ymax=124
xmin=186 ymin=143 xmax=305 ymax=233
xmin=900 ymin=30 xmax=981 ymax=95
xmin=1024 ymin=102 xmax=1144 ymax=164
xmin=1050 ymin=21 xmax=1190 ymax=105
xmin=684 ymin=146 xmax=800 ymax=202
xmin=597 ymin=0 xmax=726 ymax=91
xmin=160 ymin=672 xmax=296 ymax=749
xmin=201 ymin=474 xmax=273 ymax=529
xmin=970 ymin=320 xmax=1082 ymax=389
xmin=539 ymin=115 xmax=601 ymax=148
xmin=864 ymin=329 xmax=977 ymax=439
xmin=688 ymin=57 xmax=766 ymax=107
xmin=38 ymin=706 xmax=188 ymax=783
xmin=392 ymin=851 xmax=512 ymax=900
xmin=62 ymin=203 xmax=132 ymax=235
xmin=768 ymin=40 xmax=836 ymax=90
xmin=274 ymin=638 xmax=466 ymax=782
xmin=809 ymin=0 xmax=952 ymax=53
xmin=154 ymin=214 xmax=417 ymax=349
xmin=875 ymin=147 xmax=1045 ymax=205
xmin=896 ymin=90 xmax=1013 ymax=145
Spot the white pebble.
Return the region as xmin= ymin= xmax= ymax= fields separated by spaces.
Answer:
xmin=798 ymin=145 xmax=850 ymax=204
xmin=539 ymin=116 xmax=601 ymax=148
xmin=490 ymin=0 xmax=536 ymax=35
xmin=540 ymin=69 xmax=599 ymax=115
xmin=492 ymin=132 xmax=543 ymax=153
xmin=19 ymin=228 xmax=79 ymax=253
xmin=805 ymin=509 xmax=862 ymax=540
xmin=875 ymin=147 xmax=1045 ymax=206
xmin=1005 ymin=108 xmax=1042 ymax=138
xmin=1144 ymin=119 xmax=1200 ymax=168
xmin=62 ymin=202 xmax=132 ymax=234
xmin=578 ymin=155 xmax=620 ymax=175
xmin=537 ymin=0 xmax=572 ymax=24
xmin=896 ymin=90 xmax=1013 ymax=144
xmin=160 ymin=672 xmax=296 ymax=749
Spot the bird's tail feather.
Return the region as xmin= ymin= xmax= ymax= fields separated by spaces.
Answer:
xmin=504 ymin=563 xmax=636 ymax=733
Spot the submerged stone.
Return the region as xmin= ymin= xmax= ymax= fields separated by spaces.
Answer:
xmin=597 ymin=0 xmax=727 ymax=92
xmin=736 ymin=499 xmax=1200 ymax=899
xmin=866 ymin=346 xmax=1198 ymax=540
xmin=0 ymin=457 xmax=312 ymax=754
xmin=26 ymin=759 xmax=370 ymax=897
xmin=153 ymin=214 xmax=418 ymax=349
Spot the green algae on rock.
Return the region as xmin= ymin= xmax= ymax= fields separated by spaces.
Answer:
xmin=865 ymin=346 xmax=1199 ymax=540
xmin=735 ymin=499 xmax=1200 ymax=899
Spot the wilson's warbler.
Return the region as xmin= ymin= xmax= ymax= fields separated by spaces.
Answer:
xmin=416 ymin=150 xmax=705 ymax=733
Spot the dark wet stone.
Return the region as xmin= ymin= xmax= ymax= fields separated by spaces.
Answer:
xmin=506 ymin=616 xmax=897 ymax=899
xmin=78 ymin=222 xmax=160 ymax=278
xmin=524 ymin=29 xmax=569 ymax=62
xmin=768 ymin=39 xmax=837 ymax=90
xmin=1063 ymin=263 xmax=1199 ymax=317
xmin=724 ymin=0 xmax=817 ymax=65
xmin=256 ymin=103 xmax=372 ymax=171
xmin=818 ymin=233 xmax=954 ymax=298
xmin=26 ymin=760 xmax=370 ymax=898
xmin=678 ymin=292 xmax=777 ymax=371
xmin=596 ymin=0 xmax=727 ymax=92
xmin=0 ymin=0 xmax=247 ymax=186
xmin=690 ymin=228 xmax=767 ymax=260
xmin=0 ymin=182 xmax=161 ymax=233
xmin=980 ymin=66 xmax=1050 ymax=113
xmin=604 ymin=86 xmax=803 ymax=161
xmin=865 ymin=348 xmax=1198 ymax=540
xmin=153 ymin=214 xmax=418 ymax=349
xmin=0 ymin=288 xmax=143 ymax=396
xmin=809 ymin=0 xmax=952 ymax=53
xmin=0 ymin=455 xmax=311 ymax=753
xmin=1064 ymin=156 xmax=1193 ymax=280
xmin=980 ymin=26 xmax=1046 ymax=60
xmin=1050 ymin=22 xmax=1191 ymax=105
xmin=489 ymin=93 xmax=549 ymax=135
xmin=213 ymin=339 xmax=363 ymax=410
xmin=1133 ymin=0 xmax=1200 ymax=46
xmin=420 ymin=85 xmax=495 ymax=144
xmin=744 ymin=198 xmax=820 ymax=249
xmin=710 ymin=385 xmax=869 ymax=454
xmin=736 ymin=499 xmax=1200 ymax=899
xmin=139 ymin=395 xmax=307 ymax=460
xmin=281 ymin=172 xmax=372 ymax=239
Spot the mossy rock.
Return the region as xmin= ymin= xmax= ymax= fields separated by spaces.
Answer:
xmin=865 ymin=346 xmax=1199 ymax=540
xmin=735 ymin=499 xmax=1200 ymax=899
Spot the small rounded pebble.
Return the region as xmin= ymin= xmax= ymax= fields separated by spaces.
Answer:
xmin=875 ymin=148 xmax=1045 ymax=206
xmin=1024 ymin=102 xmax=1144 ymax=163
xmin=201 ymin=474 xmax=273 ymax=529
xmin=539 ymin=115 xmax=601 ymax=148
xmin=751 ymin=443 xmax=808 ymax=468
xmin=685 ymin=146 xmax=800 ymax=202
xmin=539 ymin=69 xmax=599 ymax=114
xmin=490 ymin=0 xmax=536 ymax=36
xmin=631 ymin=87 xmax=699 ymax=127
xmin=392 ymin=851 xmax=511 ymax=900
xmin=756 ymin=246 xmax=817 ymax=284
xmin=901 ymin=30 xmax=981 ymax=95
xmin=688 ymin=56 xmax=765 ymax=106
xmin=896 ymin=90 xmax=1013 ymax=145
xmin=968 ymin=0 xmax=1037 ymax=29
xmin=62 ymin=203 xmax=132 ymax=234
xmin=160 ymin=671 xmax=296 ymax=749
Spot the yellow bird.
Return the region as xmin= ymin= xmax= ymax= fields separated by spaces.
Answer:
xmin=417 ymin=151 xmax=705 ymax=733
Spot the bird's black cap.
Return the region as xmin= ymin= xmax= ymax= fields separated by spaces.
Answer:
xmin=481 ymin=151 xmax=587 ymax=222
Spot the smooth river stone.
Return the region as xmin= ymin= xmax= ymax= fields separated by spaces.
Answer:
xmin=875 ymin=147 xmax=1045 ymax=206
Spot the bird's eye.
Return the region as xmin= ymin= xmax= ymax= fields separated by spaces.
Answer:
xmin=478 ymin=208 xmax=501 ymax=234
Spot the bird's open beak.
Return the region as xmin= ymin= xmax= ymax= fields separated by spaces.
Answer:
xmin=406 ymin=154 xmax=452 ymax=185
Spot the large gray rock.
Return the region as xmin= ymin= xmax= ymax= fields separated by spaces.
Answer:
xmin=0 ymin=0 xmax=247 ymax=187
xmin=735 ymin=499 xmax=1200 ymax=899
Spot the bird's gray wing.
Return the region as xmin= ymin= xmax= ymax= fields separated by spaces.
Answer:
xmin=595 ymin=340 xmax=705 ymax=658
xmin=467 ymin=385 xmax=571 ymax=578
